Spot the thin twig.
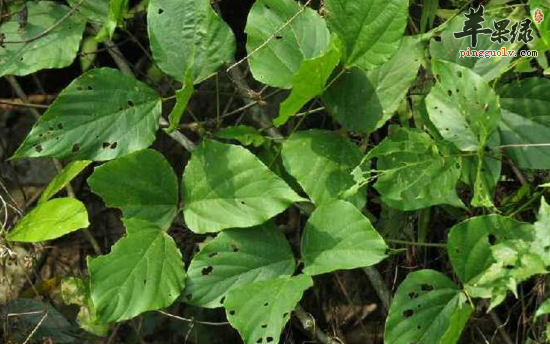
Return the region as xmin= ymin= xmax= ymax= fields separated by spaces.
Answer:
xmin=156 ymin=310 xmax=229 ymax=326
xmin=21 ymin=310 xmax=48 ymax=344
xmin=227 ymin=66 xmax=283 ymax=139
xmin=362 ymin=267 xmax=392 ymax=314
xmin=294 ymin=305 xmax=341 ymax=344
xmin=7 ymin=310 xmax=45 ymax=317
xmin=2 ymin=0 xmax=87 ymax=44
xmin=498 ymin=143 xmax=550 ymax=149
xmin=387 ymin=239 xmax=447 ymax=248
xmin=482 ymin=300 xmax=514 ymax=344
xmin=0 ymin=100 xmax=48 ymax=109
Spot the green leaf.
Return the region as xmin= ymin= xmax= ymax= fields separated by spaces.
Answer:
xmin=536 ymin=298 xmax=550 ymax=318
xmin=460 ymin=133 xmax=501 ymax=208
xmin=384 ymin=269 xmax=473 ymax=344
xmin=324 ymin=37 xmax=422 ymax=131
xmin=448 ymin=215 xmax=534 ymax=286
xmin=39 ymin=160 xmax=92 ymax=203
xmin=184 ymin=223 xmax=295 ymax=308
xmin=322 ymin=67 xmax=382 ymax=134
xmin=217 ymin=125 xmax=266 ymax=147
xmin=365 ymin=127 xmax=463 ymax=211
xmin=89 ymin=218 xmax=186 ymax=323
xmin=275 ymin=43 xmax=340 ymax=126
xmin=532 ymin=197 xmax=550 ymax=268
xmin=148 ymin=0 xmax=236 ymax=83
xmin=498 ymin=78 xmax=550 ymax=169
xmin=7 ymin=198 xmax=89 ymax=242
xmin=88 ymin=149 xmax=178 ymax=229
xmin=167 ymin=74 xmax=194 ymax=133
xmin=429 ymin=14 xmax=520 ymax=81
xmin=224 ymin=275 xmax=313 ymax=344
xmin=281 ymin=129 xmax=365 ymax=208
xmin=0 ymin=1 xmax=86 ymax=78
xmin=368 ymin=36 xmax=423 ymax=129
xmin=182 ymin=140 xmax=305 ymax=233
xmin=420 ymin=0 xmax=438 ymax=33
xmin=531 ymin=0 xmax=550 ymax=54
xmin=66 ymin=0 xmax=109 ymax=24
xmin=12 ymin=68 xmax=162 ymax=161
xmin=104 ymin=0 xmax=129 ymax=39
xmin=61 ymin=277 xmax=108 ymax=336
xmin=301 ymin=200 xmax=387 ymax=275
xmin=476 ymin=239 xmax=547 ymax=309
xmin=447 ymin=215 xmax=538 ymax=308
xmin=80 ymin=37 xmax=99 ymax=72
xmin=426 ymin=60 xmax=501 ymax=151
xmin=245 ymin=0 xmax=331 ymax=88
xmin=324 ymin=0 xmax=408 ymax=70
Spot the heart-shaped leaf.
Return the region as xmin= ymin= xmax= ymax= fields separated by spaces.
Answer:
xmin=325 ymin=0 xmax=408 ymax=70
xmin=224 ymin=275 xmax=313 ymax=344
xmin=301 ymin=200 xmax=387 ymax=275
xmin=0 ymin=1 xmax=85 ymax=77
xmin=182 ymin=140 xmax=304 ymax=233
xmin=426 ymin=60 xmax=501 ymax=152
xmin=148 ymin=0 xmax=236 ymax=83
xmin=12 ymin=68 xmax=162 ymax=161
xmin=384 ymin=269 xmax=473 ymax=344
xmin=282 ymin=129 xmax=365 ymax=208
xmin=184 ymin=223 xmax=295 ymax=308
xmin=245 ymin=0 xmax=331 ymax=88
xmin=88 ymin=218 xmax=186 ymax=322
xmin=88 ymin=149 xmax=179 ymax=229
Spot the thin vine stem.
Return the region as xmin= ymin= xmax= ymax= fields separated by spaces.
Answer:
xmin=387 ymin=239 xmax=447 ymax=248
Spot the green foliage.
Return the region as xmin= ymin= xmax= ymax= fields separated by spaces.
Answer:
xmin=61 ymin=277 xmax=108 ymax=336
xmin=88 ymin=218 xmax=186 ymax=323
xmin=184 ymin=224 xmax=295 ymax=308
xmin=7 ymin=198 xmax=89 ymax=242
xmin=40 ymin=160 xmax=91 ymax=203
xmin=7 ymin=1 xmax=550 ymax=343
xmin=366 ymin=36 xmax=423 ymax=129
xmin=224 ymin=275 xmax=313 ymax=344
xmin=66 ymin=0 xmax=109 ymax=24
xmin=182 ymin=140 xmax=304 ymax=233
xmin=281 ymin=129 xmax=365 ymax=208
xmin=217 ymin=125 xmax=266 ymax=147
xmin=429 ymin=14 xmax=519 ymax=81
xmin=276 ymin=43 xmax=340 ymax=126
xmin=88 ymin=149 xmax=179 ymax=229
xmin=0 ymin=1 xmax=85 ymax=78
xmin=447 ymin=214 xmax=547 ymax=309
xmin=385 ymin=270 xmax=472 ymax=344
xmin=301 ymin=200 xmax=387 ymax=275
xmin=364 ymin=127 xmax=463 ymax=210
xmin=12 ymin=68 xmax=162 ymax=161
xmin=148 ymin=0 xmax=236 ymax=83
xmin=324 ymin=0 xmax=408 ymax=69
xmin=245 ymin=0 xmax=330 ymax=88
xmin=323 ymin=67 xmax=382 ymax=134
xmin=499 ymin=77 xmax=550 ymax=169
xmin=167 ymin=74 xmax=194 ymax=133
xmin=426 ymin=60 xmax=501 ymax=152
